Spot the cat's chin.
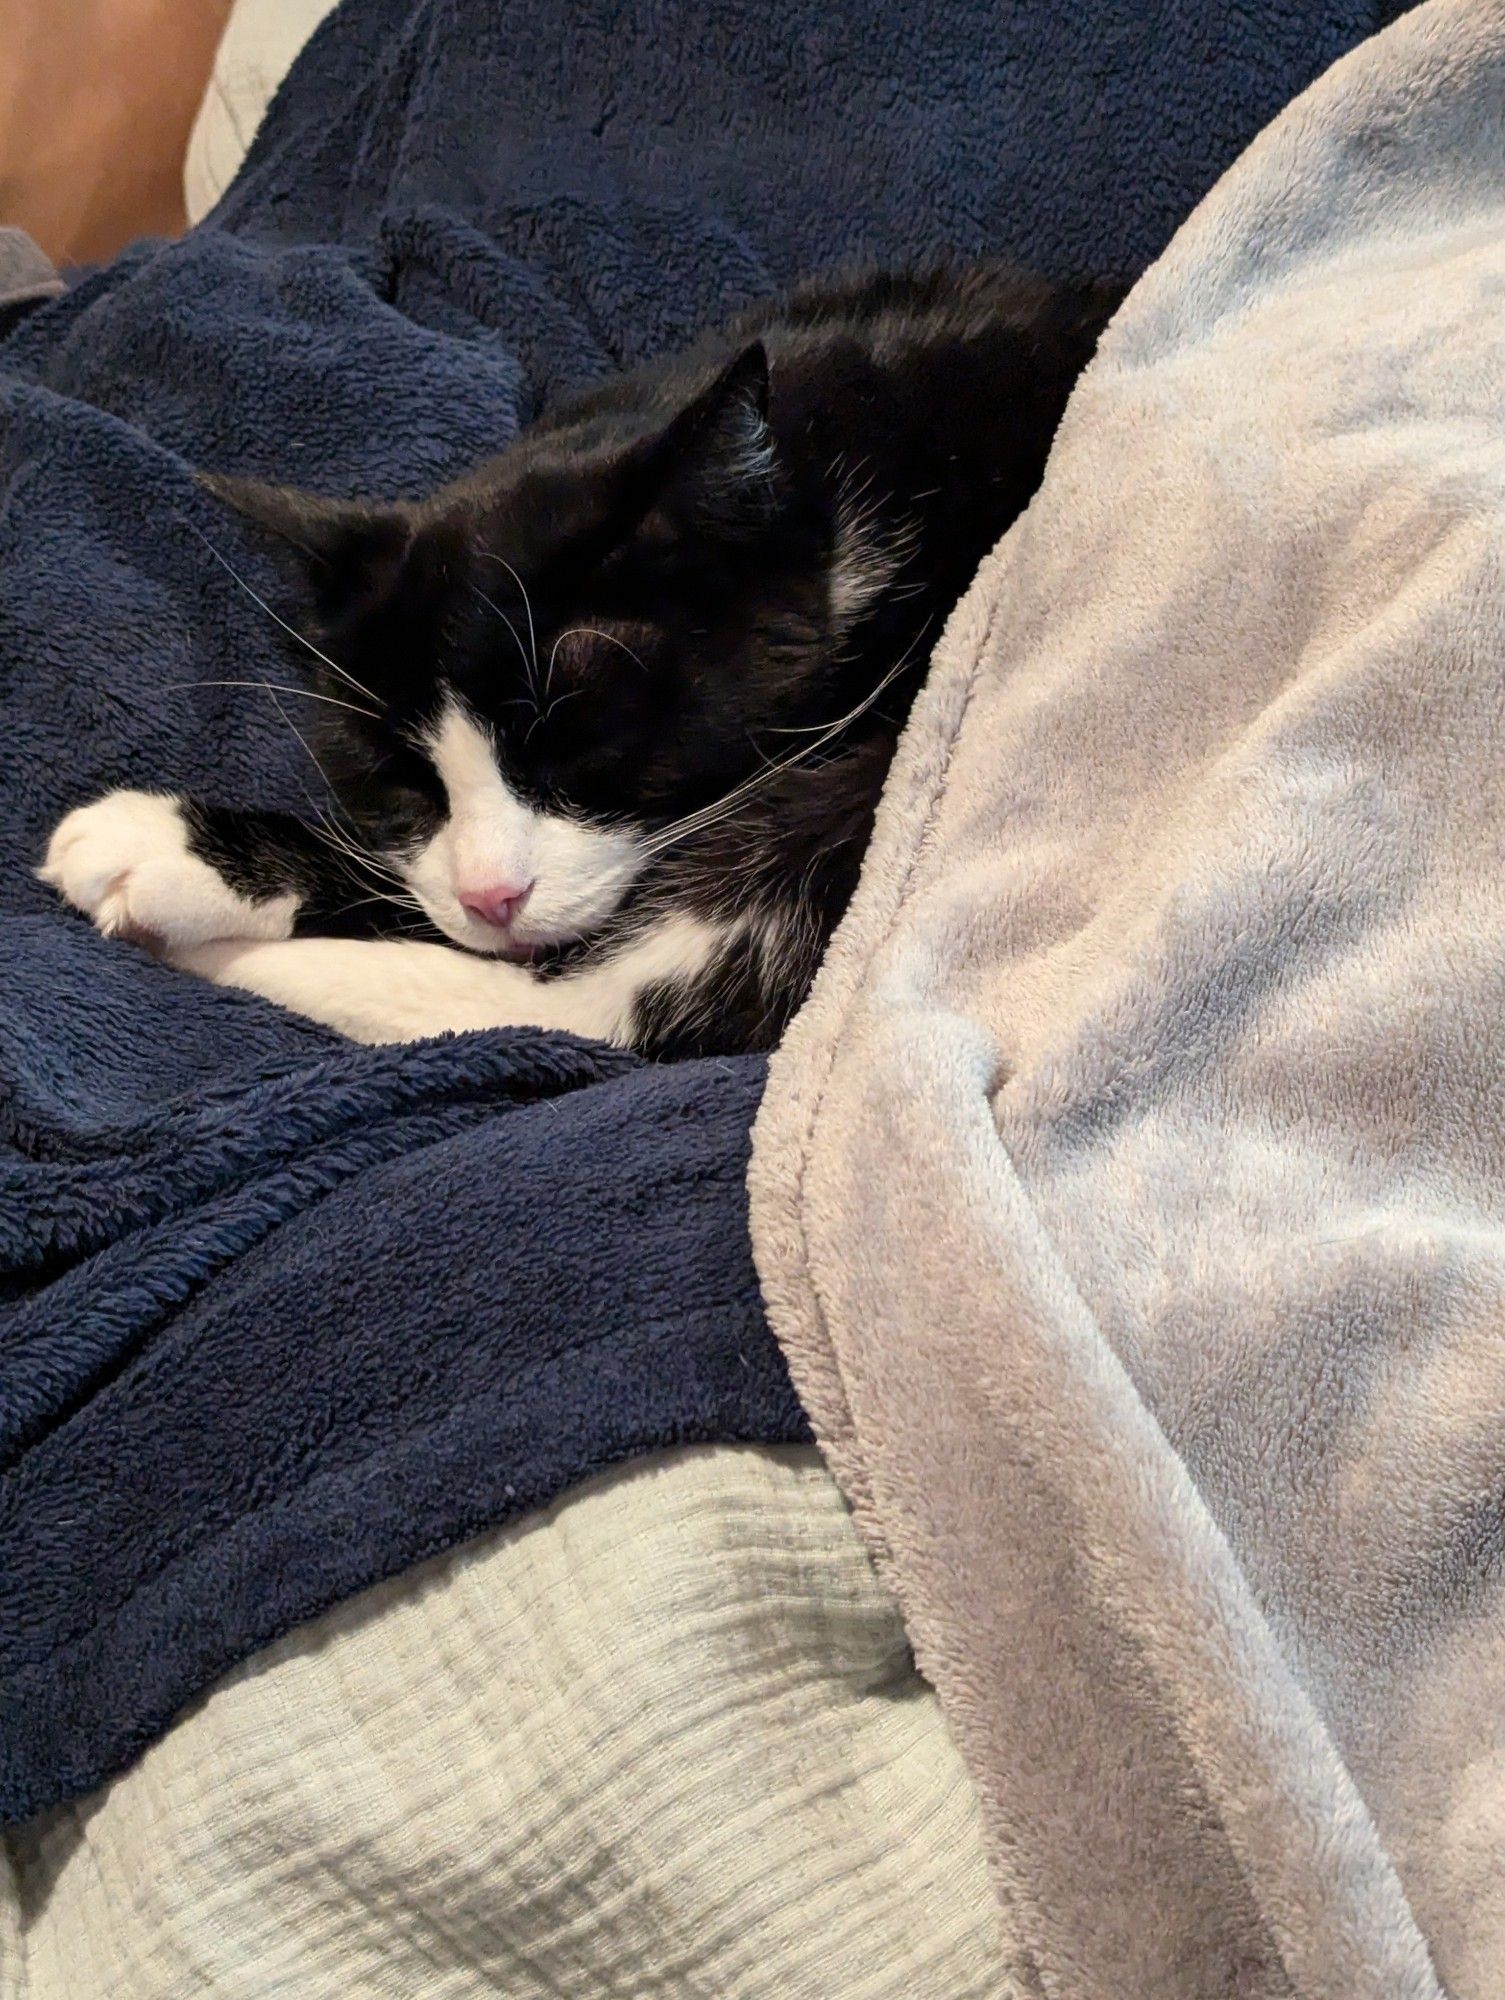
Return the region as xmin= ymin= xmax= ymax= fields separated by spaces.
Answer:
xmin=420 ymin=904 xmax=545 ymax=962
xmin=454 ymin=935 xmax=540 ymax=965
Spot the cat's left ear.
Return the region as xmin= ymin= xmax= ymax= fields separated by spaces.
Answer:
xmin=650 ymin=342 xmax=780 ymax=538
xmin=199 ymin=473 xmax=427 ymax=627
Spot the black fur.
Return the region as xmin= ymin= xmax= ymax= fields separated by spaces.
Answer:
xmin=194 ymin=262 xmax=1125 ymax=1055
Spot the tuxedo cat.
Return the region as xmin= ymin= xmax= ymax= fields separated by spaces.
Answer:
xmin=42 ymin=263 xmax=1123 ymax=1056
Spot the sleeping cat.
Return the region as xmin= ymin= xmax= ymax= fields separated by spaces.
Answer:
xmin=41 ymin=263 xmax=1123 ymax=1056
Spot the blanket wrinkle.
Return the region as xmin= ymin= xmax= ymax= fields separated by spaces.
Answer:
xmin=753 ymin=0 xmax=1505 ymax=1993
xmin=0 ymin=0 xmax=1378 ymax=1826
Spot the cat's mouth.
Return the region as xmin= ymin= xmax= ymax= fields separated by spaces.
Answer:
xmin=463 ymin=933 xmax=577 ymax=974
xmin=448 ymin=924 xmax=540 ymax=964
xmin=449 ymin=918 xmax=579 ymax=971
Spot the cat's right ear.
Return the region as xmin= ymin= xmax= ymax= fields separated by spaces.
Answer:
xmin=643 ymin=343 xmax=781 ymax=540
xmin=198 ymin=473 xmax=421 ymax=626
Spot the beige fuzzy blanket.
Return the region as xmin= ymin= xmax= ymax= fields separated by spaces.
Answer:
xmin=751 ymin=3 xmax=1505 ymax=1994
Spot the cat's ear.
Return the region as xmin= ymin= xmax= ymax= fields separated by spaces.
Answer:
xmin=198 ymin=473 xmax=423 ymax=625
xmin=649 ymin=342 xmax=779 ymax=538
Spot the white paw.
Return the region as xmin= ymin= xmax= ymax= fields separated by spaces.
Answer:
xmin=39 ymin=791 xmax=298 ymax=950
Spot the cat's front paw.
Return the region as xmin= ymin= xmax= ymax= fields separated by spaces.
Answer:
xmin=39 ymin=791 xmax=297 ymax=951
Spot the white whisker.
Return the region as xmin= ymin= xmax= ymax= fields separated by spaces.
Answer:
xmin=164 ymin=679 xmax=380 ymax=719
xmin=473 ymin=548 xmax=540 ymax=697
xmin=258 ymin=684 xmax=340 ymax=810
xmin=223 ymin=695 xmax=393 ymax=906
xmin=639 ymin=621 xmax=933 ymax=861
xmin=305 ymin=816 xmax=407 ymax=888
xmin=549 ymin=626 xmax=649 ymax=678
xmin=187 ymin=523 xmax=384 ymax=707
xmin=470 ymin=586 xmax=539 ymax=705
xmin=542 ymin=687 xmax=585 ymax=726
xmin=325 ymin=891 xmax=429 ymax=925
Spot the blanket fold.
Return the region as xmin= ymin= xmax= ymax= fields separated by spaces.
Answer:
xmin=752 ymin=3 xmax=1505 ymax=1993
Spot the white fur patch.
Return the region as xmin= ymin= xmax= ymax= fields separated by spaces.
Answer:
xmin=39 ymin=791 xmax=298 ymax=947
xmin=176 ymin=910 xmax=735 ymax=1047
xmin=828 ymin=485 xmax=917 ymax=633
xmin=721 ymin=400 xmax=778 ymax=493
xmin=567 ymin=912 xmax=731 ymax=1043
xmin=407 ymin=701 xmax=646 ymax=952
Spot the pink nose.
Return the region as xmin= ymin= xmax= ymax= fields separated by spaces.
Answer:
xmin=457 ymin=881 xmax=533 ymax=930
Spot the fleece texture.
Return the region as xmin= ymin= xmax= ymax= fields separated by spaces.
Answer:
xmin=0 ymin=0 xmax=1376 ymax=1823
xmin=751 ymin=3 xmax=1505 ymax=1995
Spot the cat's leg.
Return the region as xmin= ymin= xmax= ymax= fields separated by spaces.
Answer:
xmin=172 ymin=912 xmax=737 ymax=1048
xmin=171 ymin=937 xmax=579 ymax=1043
xmin=45 ymin=797 xmax=739 ymax=1050
xmin=39 ymin=790 xmax=410 ymax=948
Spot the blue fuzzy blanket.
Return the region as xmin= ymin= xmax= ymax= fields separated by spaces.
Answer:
xmin=0 ymin=0 xmax=1376 ymax=1822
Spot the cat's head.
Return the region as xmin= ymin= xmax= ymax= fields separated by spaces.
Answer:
xmin=206 ymin=343 xmax=862 ymax=959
